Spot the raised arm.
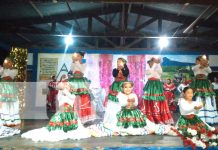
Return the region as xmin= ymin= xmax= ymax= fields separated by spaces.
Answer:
xmin=192 ymin=64 xmax=200 ymax=72
xmin=177 ymin=84 xmax=182 ymax=93
xmin=204 ymin=66 xmax=212 ymax=74
xmin=71 ymin=61 xmax=86 ymax=74
xmin=155 ymin=63 xmax=163 ymax=75
xmin=121 ymin=64 xmax=129 ymax=77
xmin=112 ymin=68 xmax=119 ymax=77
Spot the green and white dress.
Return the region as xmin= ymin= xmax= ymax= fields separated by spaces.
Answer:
xmin=88 ymin=92 xmax=175 ymax=137
xmin=190 ymin=64 xmax=218 ymax=124
xmin=103 ymin=65 xmax=129 ymax=125
xmin=116 ymin=92 xmax=147 ymax=135
xmin=176 ymin=98 xmax=217 ymax=148
xmin=68 ymin=61 xmax=96 ymax=123
xmin=21 ymin=89 xmax=91 ymax=142
xmin=0 ymin=66 xmax=20 ymax=126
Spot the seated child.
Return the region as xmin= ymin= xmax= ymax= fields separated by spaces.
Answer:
xmin=175 ymin=87 xmax=217 ymax=149
xmin=21 ymin=82 xmax=91 ymax=142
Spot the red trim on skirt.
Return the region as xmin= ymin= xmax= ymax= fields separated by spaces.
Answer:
xmin=148 ymin=77 xmax=159 ymax=81
xmin=73 ymin=94 xmax=96 ymax=123
xmin=140 ymin=100 xmax=174 ymax=124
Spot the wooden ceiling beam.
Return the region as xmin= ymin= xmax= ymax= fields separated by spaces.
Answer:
xmin=131 ymin=5 xmax=218 ymax=28
xmin=130 ymin=17 xmax=157 ymax=33
xmin=5 ymin=0 xmax=217 ymax=5
xmin=94 ymin=16 xmax=119 ymax=31
xmin=0 ymin=5 xmax=122 ymax=26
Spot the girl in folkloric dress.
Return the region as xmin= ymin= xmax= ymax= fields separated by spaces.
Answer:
xmin=175 ymin=87 xmax=217 ymax=149
xmin=103 ymin=58 xmax=129 ymax=125
xmin=21 ymin=82 xmax=91 ymax=142
xmin=212 ymin=77 xmax=218 ymax=110
xmin=163 ymin=79 xmax=176 ymax=112
xmin=190 ymin=55 xmax=218 ymax=124
xmin=88 ymin=81 xmax=176 ymax=137
xmin=68 ymin=51 xmax=96 ymax=123
xmin=47 ymin=75 xmax=58 ymax=114
xmin=0 ymin=57 xmax=20 ymax=127
xmin=114 ymin=81 xmax=147 ymax=135
xmin=141 ymin=57 xmax=174 ymax=124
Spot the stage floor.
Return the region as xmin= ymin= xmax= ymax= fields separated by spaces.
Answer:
xmin=0 ymin=119 xmax=185 ymax=150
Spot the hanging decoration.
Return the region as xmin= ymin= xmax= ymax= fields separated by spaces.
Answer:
xmin=9 ymin=47 xmax=28 ymax=81
xmin=9 ymin=47 xmax=28 ymax=113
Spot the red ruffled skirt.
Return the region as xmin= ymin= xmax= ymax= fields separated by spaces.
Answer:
xmin=73 ymin=94 xmax=96 ymax=123
xmin=141 ymin=100 xmax=174 ymax=124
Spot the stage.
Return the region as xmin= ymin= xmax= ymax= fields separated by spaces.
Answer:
xmin=0 ymin=119 xmax=183 ymax=149
xmin=1 ymin=113 xmax=218 ymax=149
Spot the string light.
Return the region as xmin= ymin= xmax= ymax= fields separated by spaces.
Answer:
xmin=9 ymin=47 xmax=28 ymax=112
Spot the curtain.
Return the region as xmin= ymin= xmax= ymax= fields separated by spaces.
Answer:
xmin=127 ymin=55 xmax=146 ymax=107
xmin=99 ymin=54 xmax=113 ymax=106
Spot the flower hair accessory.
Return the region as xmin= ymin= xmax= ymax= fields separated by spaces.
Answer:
xmin=118 ymin=57 xmax=127 ymax=64
xmin=78 ymin=51 xmax=86 ymax=57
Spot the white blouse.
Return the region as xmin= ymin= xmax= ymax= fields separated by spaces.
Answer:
xmin=178 ymin=98 xmax=201 ymax=115
xmin=70 ymin=61 xmax=86 ymax=74
xmin=145 ymin=63 xmax=162 ymax=79
xmin=0 ymin=67 xmax=18 ymax=79
xmin=57 ymin=89 xmax=76 ymax=107
xmin=192 ymin=64 xmax=212 ymax=76
xmin=117 ymin=92 xmax=138 ymax=107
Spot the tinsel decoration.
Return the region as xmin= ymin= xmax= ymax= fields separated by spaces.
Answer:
xmin=9 ymin=47 xmax=28 ymax=81
xmin=9 ymin=47 xmax=28 ymax=113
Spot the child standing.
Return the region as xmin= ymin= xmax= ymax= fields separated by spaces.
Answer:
xmin=21 ymin=82 xmax=91 ymax=142
xmin=47 ymin=75 xmax=58 ymax=113
xmin=68 ymin=51 xmax=96 ymax=123
xmin=0 ymin=57 xmax=20 ymax=127
xmin=103 ymin=58 xmax=129 ymax=125
xmin=141 ymin=57 xmax=174 ymax=124
xmin=163 ymin=79 xmax=176 ymax=112
xmin=190 ymin=55 xmax=218 ymax=124
xmin=176 ymin=87 xmax=217 ymax=149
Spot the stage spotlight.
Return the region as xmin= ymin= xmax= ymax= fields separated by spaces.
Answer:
xmin=158 ymin=36 xmax=169 ymax=49
xmin=65 ymin=34 xmax=73 ymax=46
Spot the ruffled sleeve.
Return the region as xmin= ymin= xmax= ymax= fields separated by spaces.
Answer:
xmin=132 ymin=93 xmax=138 ymax=106
xmin=58 ymin=89 xmax=76 ymax=107
xmin=178 ymin=98 xmax=196 ymax=115
xmin=71 ymin=61 xmax=86 ymax=74
xmin=204 ymin=66 xmax=212 ymax=74
xmin=117 ymin=92 xmax=128 ymax=107
xmin=112 ymin=68 xmax=119 ymax=77
xmin=192 ymin=64 xmax=200 ymax=72
xmin=154 ymin=63 xmax=163 ymax=75
xmin=121 ymin=64 xmax=129 ymax=77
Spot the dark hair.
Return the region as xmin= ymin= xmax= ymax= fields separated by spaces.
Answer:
xmin=196 ymin=56 xmax=201 ymax=61
xmin=77 ymin=51 xmax=85 ymax=57
xmin=122 ymin=81 xmax=134 ymax=88
xmin=183 ymin=87 xmax=193 ymax=93
xmin=117 ymin=57 xmax=127 ymax=64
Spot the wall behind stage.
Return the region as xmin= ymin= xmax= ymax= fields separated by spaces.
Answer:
xmin=37 ymin=53 xmax=218 ymax=86
xmin=36 ymin=53 xmax=218 ymax=102
xmin=25 ymin=52 xmax=218 ymax=119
